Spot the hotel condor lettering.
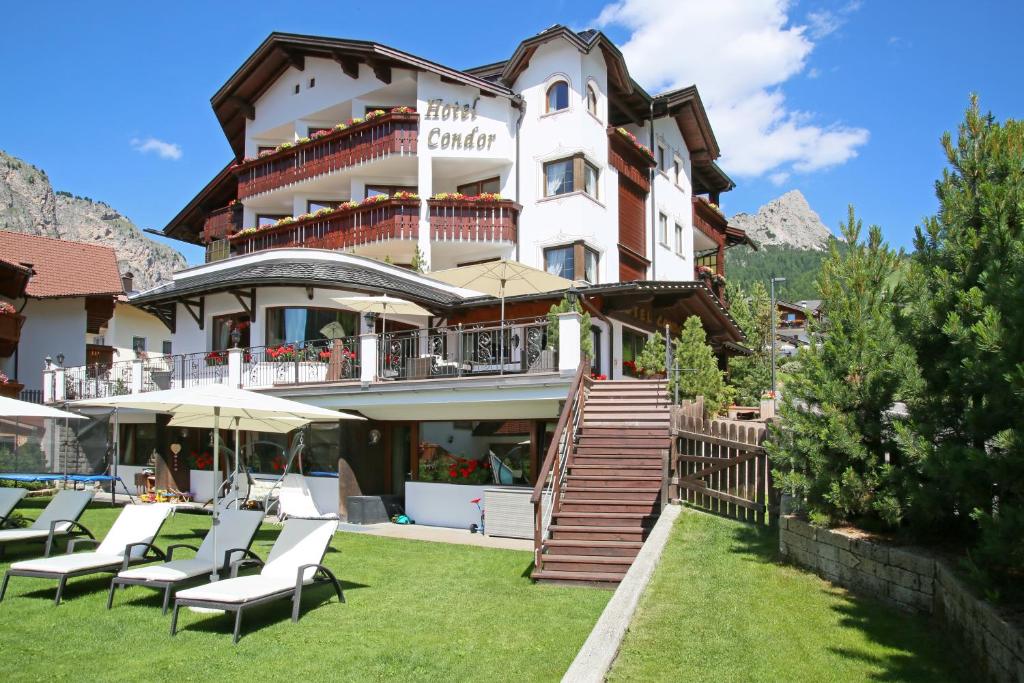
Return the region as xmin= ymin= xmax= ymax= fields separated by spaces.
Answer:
xmin=424 ymin=98 xmax=496 ymax=151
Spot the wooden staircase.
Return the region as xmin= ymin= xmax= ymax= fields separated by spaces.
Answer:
xmin=532 ymin=376 xmax=671 ymax=587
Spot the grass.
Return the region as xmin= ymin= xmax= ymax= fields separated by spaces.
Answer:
xmin=609 ymin=510 xmax=970 ymax=682
xmin=0 ymin=497 xmax=609 ymax=682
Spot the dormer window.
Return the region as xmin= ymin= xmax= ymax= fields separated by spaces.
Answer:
xmin=586 ymin=84 xmax=598 ymax=117
xmin=546 ymin=81 xmax=569 ymax=113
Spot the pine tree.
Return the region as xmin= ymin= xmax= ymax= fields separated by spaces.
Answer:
xmin=410 ymin=245 xmax=429 ymax=274
xmin=768 ymin=206 xmax=918 ymax=528
xmin=671 ymin=316 xmax=734 ymax=416
xmin=546 ymin=296 xmax=593 ymax=360
xmin=635 ymin=331 xmax=666 ymax=377
xmin=898 ymin=97 xmax=1024 ymax=580
xmin=727 ymin=282 xmax=774 ymax=404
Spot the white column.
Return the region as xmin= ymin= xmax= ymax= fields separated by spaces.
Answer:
xmin=228 ymin=347 xmax=243 ymax=388
xmin=359 ymin=333 xmax=378 ymax=385
xmin=557 ymin=311 xmax=582 ymax=376
xmin=131 ymin=359 xmax=145 ymax=393
xmin=43 ymin=370 xmax=54 ymax=403
xmin=54 ymin=367 xmax=66 ymax=402
xmin=416 ymin=143 xmax=432 ymax=270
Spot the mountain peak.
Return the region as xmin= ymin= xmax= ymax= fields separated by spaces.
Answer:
xmin=730 ymin=190 xmax=833 ymax=251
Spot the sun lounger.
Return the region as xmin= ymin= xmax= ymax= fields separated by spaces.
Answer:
xmin=0 ymin=490 xmax=94 ymax=557
xmin=274 ymin=473 xmax=339 ymax=521
xmin=0 ymin=488 xmax=28 ymax=527
xmin=171 ymin=518 xmax=342 ymax=643
xmin=0 ymin=503 xmax=173 ymax=605
xmin=107 ymin=509 xmax=263 ymax=614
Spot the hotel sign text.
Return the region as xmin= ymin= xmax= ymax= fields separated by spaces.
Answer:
xmin=424 ymin=98 xmax=497 ymax=152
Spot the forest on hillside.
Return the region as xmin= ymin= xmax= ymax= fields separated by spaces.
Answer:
xmin=725 ymin=241 xmax=845 ymax=301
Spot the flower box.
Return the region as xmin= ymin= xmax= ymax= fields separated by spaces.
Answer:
xmin=0 ymin=381 xmax=24 ymax=399
xmin=0 ymin=311 xmax=25 ymax=356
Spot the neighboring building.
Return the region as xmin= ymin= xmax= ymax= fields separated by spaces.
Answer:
xmin=46 ymin=27 xmax=754 ymax=531
xmin=104 ymin=273 xmax=175 ymax=362
xmin=776 ymin=299 xmax=822 ymax=356
xmin=0 ymin=231 xmax=124 ymax=399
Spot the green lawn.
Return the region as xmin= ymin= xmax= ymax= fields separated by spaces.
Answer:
xmin=610 ymin=510 xmax=970 ymax=682
xmin=0 ymin=497 xmax=608 ymax=682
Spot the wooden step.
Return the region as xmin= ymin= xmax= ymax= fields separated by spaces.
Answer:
xmin=558 ymin=499 xmax=658 ymax=514
xmin=569 ymin=463 xmax=662 ymax=472
xmin=531 ymin=569 xmax=625 ymax=586
xmin=574 ymin=446 xmax=668 ymax=456
xmin=572 ymin=457 xmax=662 ymax=467
xmin=552 ymin=511 xmax=655 ymax=527
xmin=566 ymin=474 xmax=662 ymax=489
xmin=577 ymin=436 xmax=671 ymax=447
xmin=541 ymin=554 xmax=635 ymax=574
xmin=544 ymin=539 xmax=643 ymax=557
xmin=562 ymin=486 xmax=660 ymax=501
xmin=548 ymin=524 xmax=647 ymax=541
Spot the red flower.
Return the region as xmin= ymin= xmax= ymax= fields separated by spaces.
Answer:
xmin=460 ymin=468 xmax=470 ymax=478
xmin=470 ymin=498 xmax=481 ymax=504
xmin=448 ymin=469 xmax=458 ymax=478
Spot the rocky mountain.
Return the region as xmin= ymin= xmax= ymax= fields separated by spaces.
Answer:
xmin=0 ymin=150 xmax=185 ymax=290
xmin=729 ymin=190 xmax=833 ymax=251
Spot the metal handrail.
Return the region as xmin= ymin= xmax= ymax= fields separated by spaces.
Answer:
xmin=531 ymin=359 xmax=588 ymax=569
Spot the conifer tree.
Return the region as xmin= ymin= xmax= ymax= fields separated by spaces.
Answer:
xmin=671 ymin=316 xmax=734 ymax=416
xmin=635 ymin=331 xmax=666 ymax=377
xmin=898 ymin=97 xmax=1024 ymax=578
xmin=727 ymin=282 xmax=774 ymax=405
xmin=546 ymin=296 xmax=593 ymax=360
xmin=768 ymin=207 xmax=918 ymax=527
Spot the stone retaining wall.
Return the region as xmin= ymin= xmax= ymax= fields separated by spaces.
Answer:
xmin=780 ymin=515 xmax=1024 ymax=682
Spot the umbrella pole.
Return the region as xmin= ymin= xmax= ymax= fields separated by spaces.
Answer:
xmin=500 ymin=281 xmax=506 ymax=375
xmin=381 ymin=306 xmax=387 ymax=378
xmin=233 ymin=417 xmax=240 ymax=507
xmin=211 ymin=406 xmax=220 ymax=581
xmin=112 ymin=408 xmax=119 ymax=505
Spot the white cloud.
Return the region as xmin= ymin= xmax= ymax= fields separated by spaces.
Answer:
xmin=769 ymin=171 xmax=791 ymax=186
xmin=596 ymin=0 xmax=868 ymax=179
xmin=130 ymin=137 xmax=182 ymax=160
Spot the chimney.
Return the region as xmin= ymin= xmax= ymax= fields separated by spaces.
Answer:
xmin=121 ymin=272 xmax=135 ymax=294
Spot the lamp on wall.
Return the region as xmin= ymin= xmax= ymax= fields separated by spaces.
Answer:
xmin=368 ymin=429 xmax=382 ymax=446
xmin=230 ymin=326 xmax=241 ymax=348
xmin=56 ymin=353 xmax=65 ymax=367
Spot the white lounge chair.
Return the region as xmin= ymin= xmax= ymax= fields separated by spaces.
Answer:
xmin=1 ymin=503 xmax=174 ymax=605
xmin=0 ymin=490 xmax=95 ymax=557
xmin=171 ymin=518 xmax=343 ymax=643
xmin=274 ymin=473 xmax=339 ymax=521
xmin=0 ymin=488 xmax=28 ymax=527
xmin=107 ymin=509 xmax=263 ymax=614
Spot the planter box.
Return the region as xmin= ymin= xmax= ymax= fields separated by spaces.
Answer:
xmin=405 ymin=481 xmax=489 ymax=529
xmin=189 ymin=469 xmax=224 ymax=504
xmin=484 ymin=487 xmax=546 ymax=539
xmin=0 ymin=382 xmax=24 ymax=399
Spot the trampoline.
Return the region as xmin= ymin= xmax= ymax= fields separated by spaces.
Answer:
xmin=0 ymin=473 xmax=134 ymax=500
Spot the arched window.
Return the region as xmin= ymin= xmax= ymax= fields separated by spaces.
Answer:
xmin=586 ymin=84 xmax=598 ymax=117
xmin=546 ymin=81 xmax=569 ymax=113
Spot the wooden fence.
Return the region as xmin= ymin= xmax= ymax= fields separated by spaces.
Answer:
xmin=669 ymin=399 xmax=774 ymax=524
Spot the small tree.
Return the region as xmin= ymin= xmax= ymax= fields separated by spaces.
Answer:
xmin=634 ymin=331 xmax=666 ymax=377
xmin=670 ymin=316 xmax=734 ymax=416
xmin=768 ymin=207 xmax=918 ymax=528
xmin=546 ymin=296 xmax=592 ymax=360
xmin=410 ymin=245 xmax=429 ymax=274
xmin=727 ymin=282 xmax=775 ymax=404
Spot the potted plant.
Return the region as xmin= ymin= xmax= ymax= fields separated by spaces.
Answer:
xmin=0 ymin=301 xmax=25 ymax=355
xmin=0 ymin=372 xmax=24 ymax=399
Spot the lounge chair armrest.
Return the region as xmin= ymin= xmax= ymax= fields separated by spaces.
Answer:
xmin=295 ymin=563 xmax=340 ymax=587
xmin=294 ymin=563 xmax=345 ymax=610
xmin=120 ymin=542 xmax=166 ymax=571
xmin=165 ymin=543 xmax=199 ymax=561
xmin=0 ymin=513 xmax=15 ymax=529
xmin=222 ymin=548 xmax=261 ymax=574
xmin=229 ymin=556 xmax=265 ymax=578
xmin=67 ymin=537 xmax=100 ymax=553
xmin=46 ymin=519 xmax=95 ymax=556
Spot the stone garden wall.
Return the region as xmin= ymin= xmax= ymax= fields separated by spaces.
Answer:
xmin=780 ymin=515 xmax=1024 ymax=683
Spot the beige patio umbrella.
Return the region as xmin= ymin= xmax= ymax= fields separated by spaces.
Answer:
xmin=331 ymin=295 xmax=431 ymax=338
xmin=0 ymin=394 xmax=86 ymax=420
xmin=74 ymin=384 xmax=361 ymax=580
xmin=429 ymin=260 xmax=572 ymax=363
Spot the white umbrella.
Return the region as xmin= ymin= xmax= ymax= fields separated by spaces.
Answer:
xmin=429 ymin=260 xmax=572 ymax=366
xmin=0 ymin=395 xmax=86 ymax=420
xmin=332 ymin=295 xmax=431 ymax=338
xmin=74 ymin=384 xmax=362 ymax=580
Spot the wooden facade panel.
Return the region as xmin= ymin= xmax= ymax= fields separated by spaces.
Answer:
xmin=618 ymin=179 xmax=647 ymax=256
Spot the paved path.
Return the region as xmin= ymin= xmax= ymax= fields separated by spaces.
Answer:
xmin=335 ymin=521 xmax=533 ymax=551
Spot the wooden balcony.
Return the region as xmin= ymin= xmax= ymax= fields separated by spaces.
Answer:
xmin=0 ymin=311 xmax=25 ymax=357
xmin=228 ymin=198 xmax=420 ymax=256
xmin=85 ymin=343 xmax=115 ymax=369
xmin=203 ymin=204 xmax=243 ymax=244
xmin=428 ymin=199 xmax=519 ymax=243
xmin=234 ymin=111 xmax=419 ymax=198
xmin=608 ymin=127 xmax=656 ymax=192
xmin=692 ymin=196 xmax=729 ymax=259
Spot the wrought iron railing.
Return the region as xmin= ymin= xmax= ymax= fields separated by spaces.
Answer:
xmin=378 ymin=316 xmax=554 ymax=380
xmin=244 ymin=337 xmax=360 ymax=388
xmin=63 ymin=360 xmax=135 ymax=401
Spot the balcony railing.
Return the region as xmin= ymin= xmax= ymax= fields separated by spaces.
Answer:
xmin=234 ymin=111 xmax=419 ymax=198
xmin=428 ymin=199 xmax=519 ymax=244
xmin=44 ymin=314 xmax=582 ymax=403
xmin=203 ymin=204 xmax=243 ymax=243
xmin=227 ymin=198 xmax=420 ymax=258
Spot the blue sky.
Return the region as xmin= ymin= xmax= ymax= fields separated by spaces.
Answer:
xmin=1 ymin=1 xmax=1020 ymax=264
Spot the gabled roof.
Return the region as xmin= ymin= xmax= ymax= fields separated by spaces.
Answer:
xmin=212 ymin=32 xmax=517 ymax=157
xmin=162 ymin=161 xmax=238 ymax=245
xmin=0 ymin=257 xmax=33 ymax=299
xmin=0 ymin=231 xmax=122 ymax=299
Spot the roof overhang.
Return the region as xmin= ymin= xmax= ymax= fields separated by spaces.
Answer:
xmin=160 ymin=161 xmax=238 ymax=245
xmin=212 ymin=32 xmax=517 ymax=157
xmin=0 ymin=258 xmax=33 ymax=299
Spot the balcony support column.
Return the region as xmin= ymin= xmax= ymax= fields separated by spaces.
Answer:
xmin=131 ymin=359 xmax=145 ymax=394
xmin=557 ymin=311 xmax=582 ymax=376
xmin=416 ymin=152 xmax=432 ymax=271
xmin=228 ymin=347 xmax=243 ymax=388
xmin=359 ymin=333 xmax=378 ymax=386
xmin=54 ymin=366 xmax=66 ymax=403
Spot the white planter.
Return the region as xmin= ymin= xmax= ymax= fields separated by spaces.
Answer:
xmin=405 ymin=481 xmax=488 ymax=529
xmin=115 ymin=465 xmax=148 ymax=494
xmin=190 ymin=470 xmax=224 ymax=503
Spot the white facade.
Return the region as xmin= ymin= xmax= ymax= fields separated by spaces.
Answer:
xmin=101 ymin=302 xmax=174 ymax=361
xmin=5 ymin=298 xmax=87 ymax=392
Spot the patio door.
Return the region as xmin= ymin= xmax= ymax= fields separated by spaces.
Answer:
xmin=389 ymin=424 xmax=411 ymax=497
